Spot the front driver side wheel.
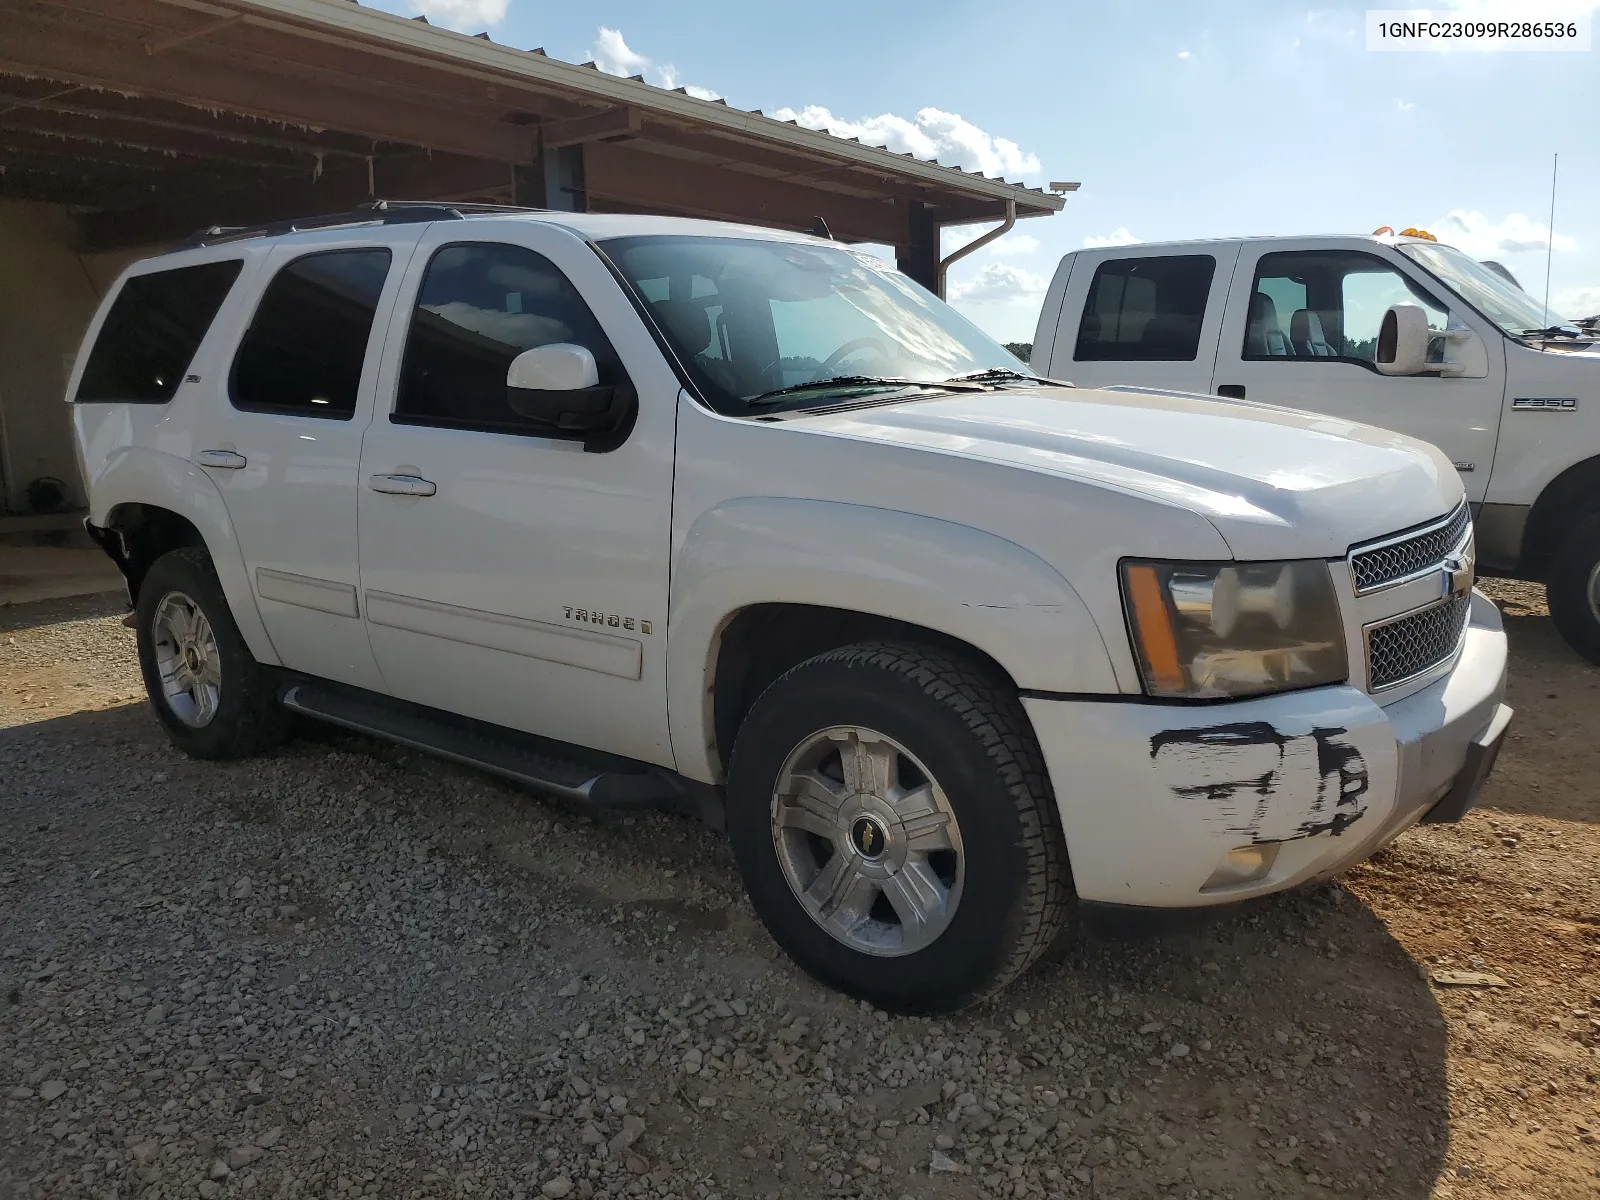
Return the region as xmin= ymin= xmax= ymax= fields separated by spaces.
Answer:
xmin=726 ymin=641 xmax=1073 ymax=1012
xmin=1547 ymin=513 xmax=1600 ymax=667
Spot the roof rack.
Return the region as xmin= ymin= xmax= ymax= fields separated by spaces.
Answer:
xmin=175 ymin=199 xmax=550 ymax=250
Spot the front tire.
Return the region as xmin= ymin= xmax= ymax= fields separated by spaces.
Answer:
xmin=1547 ymin=513 xmax=1600 ymax=666
xmin=725 ymin=642 xmax=1073 ymax=1013
xmin=135 ymin=546 xmax=290 ymax=759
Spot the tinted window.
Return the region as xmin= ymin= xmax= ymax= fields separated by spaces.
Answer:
xmin=394 ymin=243 xmax=625 ymax=432
xmin=1246 ymin=251 xmax=1449 ymax=363
xmin=231 ymin=249 xmax=392 ymax=418
xmin=1074 ymin=256 xmax=1215 ymax=362
xmin=75 ymin=260 xmax=242 ymax=404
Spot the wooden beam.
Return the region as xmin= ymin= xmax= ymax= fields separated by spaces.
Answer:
xmin=541 ymin=106 xmax=640 ymax=149
xmin=0 ymin=115 xmax=307 ymax=171
xmin=0 ymin=128 xmax=289 ymax=177
xmin=582 ymin=141 xmax=904 ymax=244
xmin=0 ymin=11 xmax=535 ymax=163
xmin=83 ymin=151 xmax=513 ymax=250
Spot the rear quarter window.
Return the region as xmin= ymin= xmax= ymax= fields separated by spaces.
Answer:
xmin=75 ymin=260 xmax=243 ymax=404
xmin=1074 ymin=255 xmax=1215 ymax=362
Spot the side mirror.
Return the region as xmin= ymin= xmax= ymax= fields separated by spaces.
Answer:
xmin=508 ymin=342 xmax=600 ymax=392
xmin=505 ymin=343 xmax=635 ymax=448
xmin=1375 ymin=304 xmax=1432 ymax=376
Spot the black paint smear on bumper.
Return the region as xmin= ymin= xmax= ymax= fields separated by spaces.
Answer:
xmin=1147 ymin=721 xmax=1289 ymax=759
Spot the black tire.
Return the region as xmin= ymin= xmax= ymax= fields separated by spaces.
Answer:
xmin=135 ymin=546 xmax=291 ymax=759
xmin=1548 ymin=513 xmax=1600 ymax=666
xmin=725 ymin=641 xmax=1073 ymax=1013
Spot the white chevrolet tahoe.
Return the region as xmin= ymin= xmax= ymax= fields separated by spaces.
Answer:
xmin=71 ymin=203 xmax=1511 ymax=1012
xmin=1031 ymin=233 xmax=1600 ymax=664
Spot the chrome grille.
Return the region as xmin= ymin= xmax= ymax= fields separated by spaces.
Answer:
xmin=1367 ymin=595 xmax=1470 ymax=690
xmin=1349 ymin=504 xmax=1471 ymax=593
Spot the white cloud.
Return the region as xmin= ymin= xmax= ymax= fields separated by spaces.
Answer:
xmin=947 ymin=262 xmax=1049 ymax=305
xmin=1439 ymin=0 xmax=1597 ymax=14
xmin=1555 ymin=285 xmax=1600 ymax=318
xmin=408 ymin=0 xmax=507 ymax=31
xmin=1431 ymin=210 xmax=1577 ymax=258
xmin=1177 ymin=49 xmax=1192 ymax=60
xmin=1396 ymin=99 xmax=1415 ymax=112
xmin=590 ymin=27 xmax=722 ymax=100
xmin=1082 ymin=227 xmax=1140 ymax=249
xmin=770 ymin=105 xmax=1041 ymax=180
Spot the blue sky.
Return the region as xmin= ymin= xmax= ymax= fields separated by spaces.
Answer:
xmin=370 ymin=0 xmax=1598 ymax=343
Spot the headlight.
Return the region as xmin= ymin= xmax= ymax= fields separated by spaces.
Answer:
xmin=1120 ymin=560 xmax=1347 ymax=699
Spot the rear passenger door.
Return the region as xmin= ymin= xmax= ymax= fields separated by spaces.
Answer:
xmin=1210 ymin=241 xmax=1505 ymax=503
xmin=193 ymin=228 xmax=422 ymax=690
xmin=1041 ymin=244 xmax=1240 ymax=391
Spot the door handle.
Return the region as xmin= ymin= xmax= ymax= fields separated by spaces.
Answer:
xmin=368 ymin=474 xmax=437 ymax=497
xmin=196 ymin=449 xmax=247 ymax=469
xmin=1215 ymin=384 xmax=1247 ymax=400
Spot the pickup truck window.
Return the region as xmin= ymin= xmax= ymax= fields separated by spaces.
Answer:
xmin=75 ymin=259 xmax=242 ymax=404
xmin=394 ymin=243 xmax=628 ymax=435
xmin=599 ymin=235 xmax=1024 ymax=415
xmin=1246 ymin=251 xmax=1446 ymax=364
xmin=1398 ymin=241 xmax=1557 ymax=339
xmin=1073 ymin=255 xmax=1214 ymax=362
xmin=230 ymin=249 xmax=391 ymax=419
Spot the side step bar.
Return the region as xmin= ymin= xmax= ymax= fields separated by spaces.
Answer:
xmin=280 ymin=680 xmax=718 ymax=823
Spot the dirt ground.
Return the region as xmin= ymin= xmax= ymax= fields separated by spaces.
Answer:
xmin=1 ymin=580 xmax=1597 ymax=1200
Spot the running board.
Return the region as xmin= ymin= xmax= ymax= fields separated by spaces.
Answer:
xmin=280 ymin=680 xmax=688 ymax=812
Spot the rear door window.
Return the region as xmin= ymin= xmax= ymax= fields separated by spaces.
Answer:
xmin=75 ymin=260 xmax=243 ymax=404
xmin=230 ymin=249 xmax=393 ymax=419
xmin=1074 ymin=255 xmax=1216 ymax=362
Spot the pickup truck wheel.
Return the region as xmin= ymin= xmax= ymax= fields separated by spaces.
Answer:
xmin=726 ymin=642 xmax=1072 ymax=1013
xmin=1547 ymin=513 xmax=1600 ymax=666
xmin=135 ymin=547 xmax=290 ymax=759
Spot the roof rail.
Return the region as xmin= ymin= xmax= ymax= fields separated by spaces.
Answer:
xmin=174 ymin=199 xmax=550 ymax=250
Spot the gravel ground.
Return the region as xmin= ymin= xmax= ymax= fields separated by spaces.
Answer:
xmin=2 ymin=586 xmax=1597 ymax=1200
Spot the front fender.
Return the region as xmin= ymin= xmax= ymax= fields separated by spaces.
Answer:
xmin=89 ymin=445 xmax=280 ymax=666
xmin=667 ymin=497 xmax=1118 ymax=783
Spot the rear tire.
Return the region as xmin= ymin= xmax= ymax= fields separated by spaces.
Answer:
xmin=135 ymin=546 xmax=291 ymax=759
xmin=1547 ymin=513 xmax=1600 ymax=666
xmin=725 ymin=641 xmax=1073 ymax=1013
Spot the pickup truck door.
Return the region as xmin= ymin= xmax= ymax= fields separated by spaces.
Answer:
xmin=355 ymin=222 xmax=678 ymax=768
xmin=1040 ymin=242 xmax=1241 ymax=391
xmin=1210 ymin=239 xmax=1505 ymax=503
xmin=191 ymin=228 xmax=423 ymax=691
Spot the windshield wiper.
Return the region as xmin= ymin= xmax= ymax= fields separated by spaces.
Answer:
xmin=943 ymin=367 xmax=1074 ymax=387
xmin=746 ymin=376 xmax=977 ymax=407
xmin=1518 ymin=325 xmax=1586 ymax=339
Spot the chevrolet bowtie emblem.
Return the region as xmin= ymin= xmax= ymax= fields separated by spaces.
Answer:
xmin=1441 ymin=551 xmax=1473 ymax=598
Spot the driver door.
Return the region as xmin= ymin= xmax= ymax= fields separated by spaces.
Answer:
xmin=1210 ymin=240 xmax=1505 ymax=503
xmin=355 ymin=222 xmax=681 ymax=767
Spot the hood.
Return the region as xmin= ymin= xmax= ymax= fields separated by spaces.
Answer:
xmin=796 ymin=385 xmax=1462 ymax=560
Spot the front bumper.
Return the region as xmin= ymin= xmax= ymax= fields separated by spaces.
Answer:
xmin=1022 ymin=590 xmax=1510 ymax=908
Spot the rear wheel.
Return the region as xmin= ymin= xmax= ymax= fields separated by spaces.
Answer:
xmin=135 ymin=547 xmax=291 ymax=759
xmin=1547 ymin=513 xmax=1600 ymax=666
xmin=725 ymin=642 xmax=1072 ymax=1012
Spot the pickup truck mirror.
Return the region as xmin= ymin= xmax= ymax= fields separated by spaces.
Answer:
xmin=1375 ymin=304 xmax=1432 ymax=376
xmin=505 ymin=343 xmax=636 ymax=449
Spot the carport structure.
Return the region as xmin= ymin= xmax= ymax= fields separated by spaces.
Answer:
xmin=0 ymin=0 xmax=1060 ymax=263
xmin=0 ymin=0 xmax=1061 ymax=514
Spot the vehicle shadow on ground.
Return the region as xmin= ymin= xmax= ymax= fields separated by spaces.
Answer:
xmin=1019 ymin=888 xmax=1451 ymax=1196
xmin=1480 ymin=610 xmax=1600 ymax=825
xmin=0 ymin=589 xmax=124 ymax=634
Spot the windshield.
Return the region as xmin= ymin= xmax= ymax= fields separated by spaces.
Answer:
xmin=1398 ymin=241 xmax=1560 ymax=337
xmin=598 ymin=235 xmax=1031 ymax=413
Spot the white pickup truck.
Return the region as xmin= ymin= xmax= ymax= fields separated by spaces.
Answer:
xmin=71 ymin=204 xmax=1509 ymax=1012
xmin=1031 ymin=233 xmax=1600 ymax=663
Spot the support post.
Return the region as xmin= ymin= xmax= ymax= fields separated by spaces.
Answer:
xmin=543 ymin=143 xmax=587 ymax=212
xmin=896 ymin=200 xmax=939 ymax=295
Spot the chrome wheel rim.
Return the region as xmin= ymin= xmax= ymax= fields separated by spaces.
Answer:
xmin=1588 ymin=559 xmax=1600 ymax=625
xmin=770 ymin=726 xmax=964 ymax=957
xmin=151 ymin=590 xmax=221 ymax=728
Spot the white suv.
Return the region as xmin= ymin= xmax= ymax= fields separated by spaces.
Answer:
xmin=71 ymin=202 xmax=1511 ymax=1012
